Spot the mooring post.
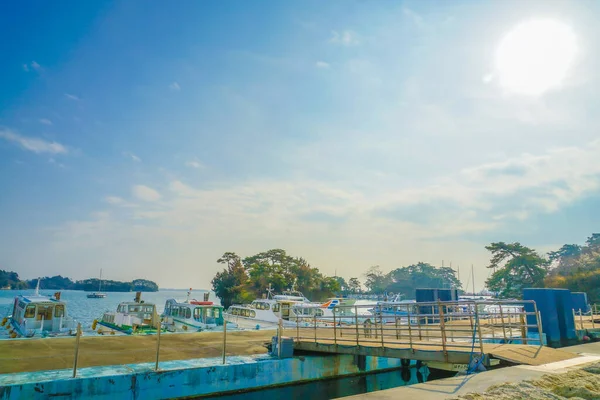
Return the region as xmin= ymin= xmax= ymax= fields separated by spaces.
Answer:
xmin=395 ymin=306 xmax=400 ymax=340
xmin=155 ymin=319 xmax=161 ymax=371
xmin=278 ymin=317 xmax=283 ymax=359
xmin=222 ymin=318 xmax=227 ymax=365
xmin=380 ymin=312 xmax=385 ymax=348
xmin=72 ymin=323 xmax=81 ymax=378
xmin=296 ymin=313 xmax=299 ymax=341
xmin=407 ymin=308 xmax=414 ymax=352
xmin=519 ymin=312 xmax=527 ymax=345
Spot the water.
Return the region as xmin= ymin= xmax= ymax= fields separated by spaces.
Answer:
xmin=198 ymin=366 xmax=456 ymax=400
xmin=0 ymin=288 xmax=215 ymax=332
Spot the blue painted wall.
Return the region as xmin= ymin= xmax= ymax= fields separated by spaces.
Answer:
xmin=0 ymin=355 xmax=408 ymax=400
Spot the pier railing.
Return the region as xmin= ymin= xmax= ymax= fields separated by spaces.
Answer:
xmin=573 ymin=304 xmax=600 ymax=331
xmin=282 ymin=299 xmax=543 ymax=361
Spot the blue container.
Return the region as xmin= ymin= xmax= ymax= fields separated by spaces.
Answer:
xmin=554 ymin=289 xmax=577 ymax=343
xmin=571 ymin=292 xmax=589 ymax=314
xmin=438 ymin=289 xmax=459 ymax=302
xmin=523 ymin=288 xmax=562 ymax=345
xmin=416 ymin=289 xmax=438 ymax=323
xmin=270 ymin=336 xmax=294 ymax=358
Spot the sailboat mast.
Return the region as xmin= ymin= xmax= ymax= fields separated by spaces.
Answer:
xmin=99 ymin=269 xmax=103 ymax=292
xmin=471 ymin=264 xmax=475 ymax=295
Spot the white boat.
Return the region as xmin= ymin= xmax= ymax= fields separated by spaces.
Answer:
xmin=317 ymin=297 xmax=367 ymax=324
xmin=87 ymin=269 xmax=107 ymax=298
xmin=162 ymin=289 xmax=226 ymax=332
xmin=224 ymin=289 xmax=324 ymax=330
xmin=92 ymin=292 xmax=161 ymax=335
xmin=370 ymin=295 xmax=418 ymax=324
xmin=0 ymin=280 xmax=77 ymax=338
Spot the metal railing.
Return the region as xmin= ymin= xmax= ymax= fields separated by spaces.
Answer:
xmin=573 ymin=304 xmax=599 ymax=330
xmin=283 ymin=299 xmax=544 ymax=360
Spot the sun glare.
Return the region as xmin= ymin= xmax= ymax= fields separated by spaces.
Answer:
xmin=495 ymin=19 xmax=577 ymax=96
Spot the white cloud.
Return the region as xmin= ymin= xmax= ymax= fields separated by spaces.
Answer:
xmin=39 ymin=118 xmax=53 ymax=125
xmin=105 ymin=196 xmax=125 ymax=205
xmin=23 ymin=64 xmax=29 ymax=72
xmin=31 ymin=61 xmax=42 ymax=71
xmin=123 ymin=152 xmax=141 ymax=162
xmin=329 ymin=30 xmax=360 ymax=46
xmin=185 ymin=160 xmax=204 ymax=169
xmin=169 ymin=82 xmax=181 ymax=91
xmin=132 ymin=185 xmax=161 ymax=202
xmin=315 ymin=61 xmax=330 ymax=69
xmin=0 ymin=128 xmax=68 ymax=154
xmin=64 ymin=93 xmax=80 ymax=101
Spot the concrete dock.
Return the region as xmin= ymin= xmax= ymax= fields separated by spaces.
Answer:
xmin=339 ymin=342 xmax=600 ymax=400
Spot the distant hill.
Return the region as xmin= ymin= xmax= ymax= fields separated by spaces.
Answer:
xmin=0 ymin=270 xmax=158 ymax=292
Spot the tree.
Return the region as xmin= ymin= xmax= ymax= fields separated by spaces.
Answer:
xmin=485 ymin=242 xmax=549 ymax=299
xmin=364 ymin=266 xmax=391 ymax=293
xmin=386 ymin=262 xmax=462 ymax=299
xmin=333 ymin=276 xmax=347 ymax=292
xmin=211 ymin=252 xmax=250 ymax=309
xmin=348 ymin=277 xmax=362 ymax=293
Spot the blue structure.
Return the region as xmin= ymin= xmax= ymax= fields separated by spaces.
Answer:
xmin=523 ymin=288 xmax=578 ymax=347
xmin=415 ymin=288 xmax=459 ymax=323
xmin=0 ymin=354 xmax=413 ymax=400
xmin=571 ymin=292 xmax=590 ymax=314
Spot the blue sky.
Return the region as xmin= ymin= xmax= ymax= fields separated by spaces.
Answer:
xmin=1 ymin=0 xmax=600 ymax=290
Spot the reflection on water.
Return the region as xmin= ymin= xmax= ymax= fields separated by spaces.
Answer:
xmin=199 ymin=366 xmax=455 ymax=400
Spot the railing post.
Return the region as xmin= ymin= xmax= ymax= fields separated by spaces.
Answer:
xmin=72 ymin=322 xmax=82 ymax=378
xmin=499 ymin=304 xmax=507 ymax=342
xmin=519 ymin=312 xmax=527 ymax=345
xmin=380 ymin=312 xmax=385 ymax=348
xmin=592 ymin=306 xmax=596 ymax=329
xmin=313 ymin=315 xmax=317 ymax=343
xmin=417 ymin=306 xmax=422 ymax=341
xmin=296 ymin=312 xmax=299 ymax=341
xmin=536 ymin=309 xmax=544 ymax=348
xmin=222 ymin=317 xmax=227 ymax=365
xmin=395 ymin=307 xmax=399 ymax=340
xmin=474 ymin=303 xmax=484 ymax=355
xmin=155 ymin=319 xmax=161 ymax=371
xmin=333 ymin=307 xmax=337 ymax=345
xmin=579 ymin=309 xmax=584 ymax=330
xmin=438 ymin=300 xmax=448 ymax=362
xmin=355 ymin=305 xmax=360 ymax=346
xmin=407 ymin=307 xmax=414 ymax=352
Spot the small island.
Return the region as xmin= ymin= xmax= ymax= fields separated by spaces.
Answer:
xmin=0 ymin=270 xmax=159 ymax=292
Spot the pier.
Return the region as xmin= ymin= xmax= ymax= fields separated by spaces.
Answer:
xmin=284 ymin=299 xmax=577 ymax=367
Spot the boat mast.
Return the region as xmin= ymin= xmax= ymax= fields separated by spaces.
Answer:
xmin=34 ymin=278 xmax=40 ymax=296
xmin=99 ymin=269 xmax=103 ymax=292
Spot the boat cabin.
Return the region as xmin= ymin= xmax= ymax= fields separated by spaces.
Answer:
xmin=163 ymin=299 xmax=224 ymax=326
xmin=7 ymin=290 xmax=76 ymax=337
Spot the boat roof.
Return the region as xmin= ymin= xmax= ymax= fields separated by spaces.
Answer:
xmin=118 ymin=302 xmax=156 ymax=306
xmin=165 ymin=299 xmax=222 ymax=307
xmin=17 ymin=295 xmax=62 ymax=304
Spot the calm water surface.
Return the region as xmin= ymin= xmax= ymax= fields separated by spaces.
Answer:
xmin=0 ymin=288 xmax=215 ymax=333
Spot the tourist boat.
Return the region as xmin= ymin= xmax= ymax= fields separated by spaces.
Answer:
xmin=370 ymin=295 xmax=418 ymax=324
xmin=162 ymin=289 xmax=226 ymax=332
xmin=223 ymin=288 xmax=324 ymax=330
xmin=317 ymin=297 xmax=367 ymax=324
xmin=87 ymin=269 xmax=107 ymax=299
xmin=0 ymin=280 xmax=77 ymax=338
xmin=92 ymin=292 xmax=161 ymax=335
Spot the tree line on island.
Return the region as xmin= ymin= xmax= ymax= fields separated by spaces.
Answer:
xmin=212 ymin=233 xmax=600 ymax=308
xmin=0 ymin=272 xmax=159 ymax=292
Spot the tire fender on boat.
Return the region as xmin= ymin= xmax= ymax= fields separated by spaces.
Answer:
xmin=1 ymin=317 xmax=7 ymax=327
xmin=182 ymin=325 xmax=188 ymax=331
xmin=92 ymin=319 xmax=98 ymax=330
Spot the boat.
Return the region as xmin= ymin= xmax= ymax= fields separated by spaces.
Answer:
xmin=370 ymin=295 xmax=418 ymax=324
xmin=223 ymin=287 xmax=324 ymax=330
xmin=92 ymin=292 xmax=161 ymax=335
xmin=0 ymin=279 xmax=77 ymax=338
xmin=162 ymin=289 xmax=226 ymax=332
xmin=317 ymin=297 xmax=367 ymax=324
xmin=87 ymin=269 xmax=107 ymax=298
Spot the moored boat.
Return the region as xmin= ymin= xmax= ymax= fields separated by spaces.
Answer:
xmin=162 ymin=289 xmax=226 ymax=332
xmin=0 ymin=280 xmax=77 ymax=338
xmin=86 ymin=269 xmax=107 ymax=298
xmin=92 ymin=292 xmax=161 ymax=335
xmin=224 ymin=288 xmax=324 ymax=330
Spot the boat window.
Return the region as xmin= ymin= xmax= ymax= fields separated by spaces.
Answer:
xmin=129 ymin=305 xmax=140 ymax=313
xmin=193 ymin=307 xmax=202 ymax=321
xmin=273 ymin=304 xmax=280 ymax=313
xmin=172 ymin=307 xmax=179 ymax=317
xmin=18 ymin=301 xmax=26 ymax=309
xmin=55 ymin=305 xmax=65 ymax=317
xmin=144 ymin=306 xmax=154 ymax=313
xmin=250 ymin=310 xmax=256 ymax=318
xmin=205 ymin=308 xmax=213 ymax=317
xmin=250 ymin=303 xmax=256 ymax=309
xmin=37 ymin=305 xmax=53 ymax=320
xmin=24 ymin=305 xmax=36 ymax=318
xmin=164 ymin=305 xmax=171 ymax=316
xmin=315 ymin=309 xmax=324 ymax=317
xmin=185 ymin=308 xmax=192 ymax=319
xmin=232 ymin=308 xmax=239 ymax=316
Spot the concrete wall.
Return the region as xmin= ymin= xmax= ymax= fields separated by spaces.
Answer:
xmin=0 ymin=355 xmax=408 ymax=400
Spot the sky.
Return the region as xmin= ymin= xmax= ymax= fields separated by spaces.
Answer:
xmin=1 ymin=0 xmax=600 ymax=291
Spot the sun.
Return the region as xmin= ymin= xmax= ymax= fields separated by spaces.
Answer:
xmin=495 ymin=19 xmax=577 ymax=96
